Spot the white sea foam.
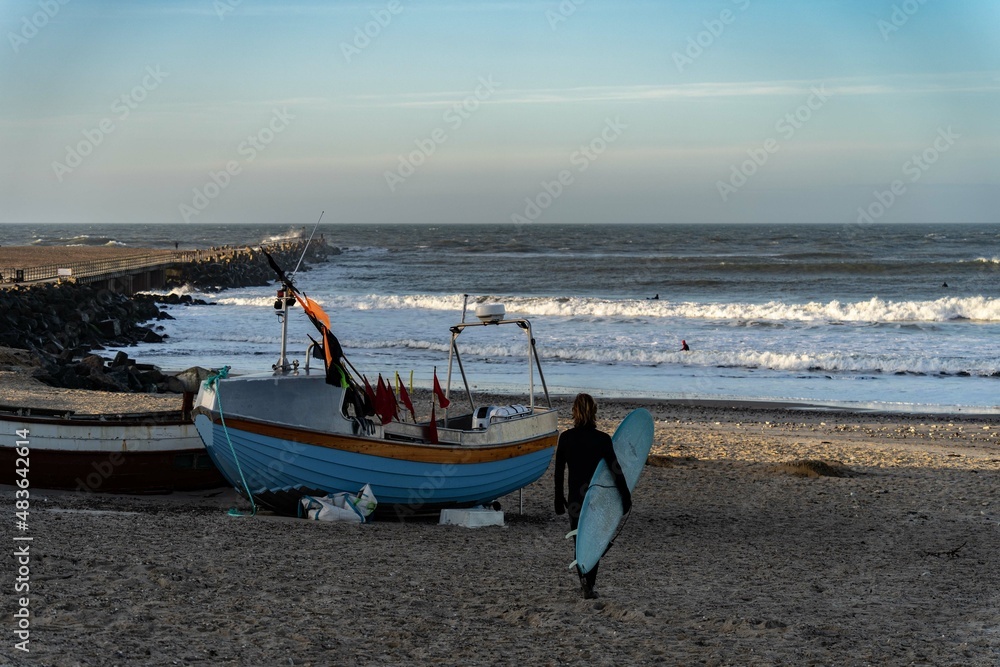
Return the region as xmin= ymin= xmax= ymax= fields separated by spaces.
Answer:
xmin=337 ymin=294 xmax=1000 ymax=323
xmin=346 ymin=339 xmax=451 ymax=354
xmin=211 ymin=295 xmax=282 ymax=307
xmin=262 ymin=227 xmax=305 ymax=244
xmin=136 ymin=285 xmax=197 ymax=297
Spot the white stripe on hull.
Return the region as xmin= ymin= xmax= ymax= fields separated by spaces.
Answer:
xmin=0 ymin=416 xmax=203 ymax=453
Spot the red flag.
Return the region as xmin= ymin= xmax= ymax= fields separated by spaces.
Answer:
xmin=386 ymin=378 xmax=400 ymax=422
xmin=362 ymin=375 xmax=376 ymax=404
xmin=375 ymin=375 xmax=393 ymax=425
xmin=396 ymin=372 xmax=415 ymax=422
xmin=427 ymin=403 xmax=439 ymax=444
xmin=433 ymin=369 xmax=450 ymax=408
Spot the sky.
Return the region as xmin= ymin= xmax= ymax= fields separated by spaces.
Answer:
xmin=1 ymin=0 xmax=998 ymax=225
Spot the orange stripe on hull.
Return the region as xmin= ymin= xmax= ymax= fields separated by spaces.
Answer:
xmin=214 ymin=415 xmax=558 ymax=465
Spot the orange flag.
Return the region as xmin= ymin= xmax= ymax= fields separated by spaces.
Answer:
xmin=295 ymin=293 xmax=332 ymax=332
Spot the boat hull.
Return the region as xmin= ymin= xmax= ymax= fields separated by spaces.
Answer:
xmin=0 ymin=411 xmax=225 ymax=493
xmin=195 ymin=413 xmax=557 ymax=513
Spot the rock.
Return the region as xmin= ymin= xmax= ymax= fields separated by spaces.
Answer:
xmin=137 ymin=368 xmax=165 ymax=385
xmin=97 ymin=319 xmax=121 ymax=338
xmin=140 ymin=329 xmax=164 ymax=343
xmin=111 ymin=351 xmax=132 ymax=368
xmin=99 ymin=369 xmax=130 ymax=392
xmin=168 ymin=366 xmax=211 ymax=393
xmin=79 ymin=355 xmax=105 ymax=374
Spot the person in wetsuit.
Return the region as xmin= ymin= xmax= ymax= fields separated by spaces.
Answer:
xmin=554 ymin=393 xmax=632 ymax=599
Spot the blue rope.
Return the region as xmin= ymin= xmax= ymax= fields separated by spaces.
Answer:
xmin=206 ymin=366 xmax=257 ymax=517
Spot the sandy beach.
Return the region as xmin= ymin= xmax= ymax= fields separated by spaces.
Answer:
xmin=3 ymin=389 xmax=1000 ymax=666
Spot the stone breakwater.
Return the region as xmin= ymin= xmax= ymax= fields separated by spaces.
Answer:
xmin=165 ymin=239 xmax=338 ymax=291
xmin=0 ymin=240 xmax=337 ymax=394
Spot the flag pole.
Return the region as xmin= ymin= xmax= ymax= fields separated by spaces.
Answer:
xmin=291 ymin=210 xmax=324 ymax=277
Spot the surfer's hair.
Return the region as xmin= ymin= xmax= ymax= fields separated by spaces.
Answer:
xmin=572 ymin=393 xmax=597 ymax=429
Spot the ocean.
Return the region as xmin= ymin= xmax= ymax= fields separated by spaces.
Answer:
xmin=3 ymin=222 xmax=999 ymax=413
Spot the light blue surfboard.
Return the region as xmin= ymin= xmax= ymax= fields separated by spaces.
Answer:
xmin=569 ymin=408 xmax=655 ymax=575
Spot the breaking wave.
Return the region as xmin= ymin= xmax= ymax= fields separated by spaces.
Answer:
xmin=261 ymin=227 xmax=306 ymax=244
xmin=328 ymin=294 xmax=1000 ymax=324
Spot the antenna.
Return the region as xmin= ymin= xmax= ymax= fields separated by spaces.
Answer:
xmin=291 ymin=210 xmax=324 ymax=276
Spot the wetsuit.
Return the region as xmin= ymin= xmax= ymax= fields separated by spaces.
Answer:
xmin=554 ymin=425 xmax=632 ymax=590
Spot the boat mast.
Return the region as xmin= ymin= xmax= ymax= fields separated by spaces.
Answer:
xmin=291 ymin=211 xmax=324 ymax=277
xmin=274 ymin=283 xmax=294 ymax=373
xmin=270 ymin=211 xmax=323 ymax=374
xmin=524 ymin=321 xmax=534 ymax=411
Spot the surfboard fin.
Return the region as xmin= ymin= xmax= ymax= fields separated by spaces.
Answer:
xmin=568 ymin=560 xmax=578 ymax=571
xmin=565 ymin=529 xmax=578 ymax=540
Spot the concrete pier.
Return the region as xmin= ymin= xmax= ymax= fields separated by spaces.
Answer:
xmin=0 ymin=247 xmax=185 ymax=294
xmin=0 ymin=241 xmax=332 ymax=295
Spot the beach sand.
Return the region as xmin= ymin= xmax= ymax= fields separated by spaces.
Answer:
xmin=0 ymin=348 xmax=181 ymax=414
xmin=3 ymin=394 xmax=1000 ymax=666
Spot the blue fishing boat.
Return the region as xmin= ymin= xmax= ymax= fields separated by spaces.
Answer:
xmin=192 ymin=249 xmax=558 ymax=516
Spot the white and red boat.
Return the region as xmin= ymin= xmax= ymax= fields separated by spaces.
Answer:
xmin=0 ymin=406 xmax=225 ymax=493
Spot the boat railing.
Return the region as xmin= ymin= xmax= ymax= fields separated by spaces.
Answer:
xmin=443 ymin=315 xmax=551 ymax=427
xmin=0 ymin=405 xmax=186 ymax=422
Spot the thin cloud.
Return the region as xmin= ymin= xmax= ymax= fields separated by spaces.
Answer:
xmin=71 ymin=2 xmax=546 ymax=18
xmin=339 ymin=72 xmax=1000 ymax=109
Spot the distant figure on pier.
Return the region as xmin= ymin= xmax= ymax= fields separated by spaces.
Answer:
xmin=681 ymin=340 xmax=690 ymax=351
xmin=174 ymin=241 xmax=179 ymax=250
